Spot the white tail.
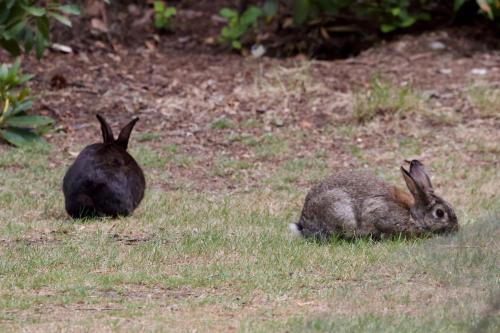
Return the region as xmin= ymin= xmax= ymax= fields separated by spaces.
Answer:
xmin=288 ymin=223 xmax=302 ymax=237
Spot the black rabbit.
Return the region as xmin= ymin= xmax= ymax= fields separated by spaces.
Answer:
xmin=63 ymin=114 xmax=146 ymax=218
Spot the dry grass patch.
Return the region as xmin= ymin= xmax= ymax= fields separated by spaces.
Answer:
xmin=353 ymin=78 xmax=423 ymax=123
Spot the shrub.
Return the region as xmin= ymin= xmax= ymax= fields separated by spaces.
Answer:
xmin=0 ymin=59 xmax=54 ymax=147
xmin=0 ymin=0 xmax=80 ymax=58
xmin=153 ymin=1 xmax=176 ymax=31
xmin=219 ymin=6 xmax=263 ymax=50
xmin=0 ymin=1 xmax=79 ymax=147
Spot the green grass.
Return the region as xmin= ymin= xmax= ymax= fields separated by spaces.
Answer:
xmin=253 ymin=133 xmax=289 ymax=160
xmin=0 ymin=141 xmax=498 ymax=332
xmin=353 ymin=78 xmax=422 ymax=123
xmin=468 ymin=84 xmax=500 ymax=118
xmin=211 ymin=117 xmax=234 ymax=130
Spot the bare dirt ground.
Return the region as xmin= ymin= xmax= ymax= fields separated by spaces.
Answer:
xmin=8 ymin=25 xmax=498 ymax=191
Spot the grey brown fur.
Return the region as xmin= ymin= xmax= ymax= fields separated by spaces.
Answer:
xmin=293 ymin=160 xmax=458 ymax=239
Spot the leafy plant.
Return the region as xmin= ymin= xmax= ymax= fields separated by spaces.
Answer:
xmin=467 ymin=0 xmax=500 ymax=19
xmin=0 ymin=0 xmax=80 ymax=58
xmin=153 ymin=1 xmax=176 ymax=31
xmin=219 ymin=6 xmax=263 ymax=50
xmin=0 ymin=59 xmax=54 ymax=147
xmin=376 ymin=1 xmax=431 ymax=33
xmin=288 ymin=0 xmax=430 ymax=32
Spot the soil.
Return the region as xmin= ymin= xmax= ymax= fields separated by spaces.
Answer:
xmin=0 ymin=0 xmax=499 ymax=191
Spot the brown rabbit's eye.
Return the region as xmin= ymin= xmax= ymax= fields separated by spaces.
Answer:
xmin=435 ymin=209 xmax=445 ymax=218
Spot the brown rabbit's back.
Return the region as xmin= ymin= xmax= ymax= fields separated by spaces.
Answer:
xmin=298 ymin=171 xmax=410 ymax=239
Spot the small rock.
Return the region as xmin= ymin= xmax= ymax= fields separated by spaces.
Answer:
xmin=204 ymin=37 xmax=216 ymax=45
xmin=471 ymin=68 xmax=488 ymax=76
xmin=51 ymin=43 xmax=73 ymax=54
xmin=251 ymin=44 xmax=266 ymax=58
xmin=429 ymin=41 xmax=446 ymax=50
xmin=438 ymin=68 xmax=452 ymax=75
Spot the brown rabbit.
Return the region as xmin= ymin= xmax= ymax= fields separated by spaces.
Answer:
xmin=290 ymin=160 xmax=458 ymax=239
xmin=63 ymin=114 xmax=145 ymax=218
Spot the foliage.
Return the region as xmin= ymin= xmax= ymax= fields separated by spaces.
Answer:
xmin=0 ymin=59 xmax=54 ymax=147
xmin=0 ymin=0 xmax=80 ymax=58
xmin=456 ymin=0 xmax=500 ymax=19
xmin=219 ymin=6 xmax=263 ymax=50
xmin=153 ymin=1 xmax=176 ymax=31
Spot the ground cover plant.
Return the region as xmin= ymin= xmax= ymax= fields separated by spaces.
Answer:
xmin=0 ymin=1 xmax=499 ymax=332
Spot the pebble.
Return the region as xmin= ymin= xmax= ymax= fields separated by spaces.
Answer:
xmin=438 ymin=68 xmax=452 ymax=75
xmin=471 ymin=68 xmax=488 ymax=75
xmin=429 ymin=41 xmax=446 ymax=50
xmin=251 ymin=44 xmax=266 ymax=58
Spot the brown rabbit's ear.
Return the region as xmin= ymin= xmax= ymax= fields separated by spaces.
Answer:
xmin=96 ymin=114 xmax=114 ymax=143
xmin=409 ymin=160 xmax=433 ymax=191
xmin=116 ymin=117 xmax=139 ymax=150
xmin=401 ymin=166 xmax=430 ymax=206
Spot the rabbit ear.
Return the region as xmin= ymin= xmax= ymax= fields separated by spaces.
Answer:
xmin=96 ymin=114 xmax=114 ymax=143
xmin=116 ymin=117 xmax=139 ymax=150
xmin=409 ymin=160 xmax=433 ymax=191
xmin=401 ymin=166 xmax=430 ymax=206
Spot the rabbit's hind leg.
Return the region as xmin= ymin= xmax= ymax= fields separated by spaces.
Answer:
xmin=301 ymin=189 xmax=358 ymax=239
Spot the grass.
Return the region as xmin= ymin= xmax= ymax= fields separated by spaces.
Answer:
xmin=468 ymin=84 xmax=500 ymax=118
xmin=0 ymin=137 xmax=498 ymax=332
xmin=353 ymin=78 xmax=422 ymax=123
xmin=211 ymin=117 xmax=234 ymax=130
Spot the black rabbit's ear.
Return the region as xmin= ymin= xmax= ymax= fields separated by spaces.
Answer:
xmin=96 ymin=114 xmax=114 ymax=143
xmin=116 ymin=117 xmax=139 ymax=150
xmin=409 ymin=160 xmax=433 ymax=191
xmin=401 ymin=166 xmax=430 ymax=206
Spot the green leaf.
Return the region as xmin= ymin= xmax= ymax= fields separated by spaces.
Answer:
xmin=20 ymin=5 xmax=46 ymax=17
xmin=293 ymin=0 xmax=310 ymax=25
xmin=453 ymin=0 xmax=466 ymax=12
xmin=0 ymin=38 xmax=21 ymax=56
xmin=4 ymin=20 xmax=26 ymax=40
xmin=35 ymin=31 xmax=46 ymax=58
xmin=240 ymin=6 xmax=263 ymax=26
xmin=400 ymin=16 xmax=417 ymax=28
xmin=49 ymin=13 xmax=72 ymax=27
xmin=5 ymin=58 xmax=21 ymax=86
xmin=154 ymin=1 xmax=165 ymax=12
xmin=5 ymin=115 xmax=53 ymax=128
xmin=164 ymin=7 xmax=176 ymax=17
xmin=0 ymin=63 xmax=8 ymax=81
xmin=23 ymin=29 xmax=34 ymax=53
xmin=220 ymin=8 xmax=238 ymax=19
xmin=9 ymin=57 xmax=21 ymax=76
xmin=0 ymin=128 xmax=41 ymax=147
xmin=10 ymin=100 xmax=33 ymax=116
xmin=0 ymin=4 xmax=12 ymax=25
xmin=380 ymin=24 xmax=396 ymax=33
xmin=262 ymin=0 xmax=278 ymax=17
xmin=231 ymin=40 xmax=242 ymax=49
xmin=36 ymin=16 xmax=50 ymax=40
xmin=56 ymin=5 xmax=81 ymax=15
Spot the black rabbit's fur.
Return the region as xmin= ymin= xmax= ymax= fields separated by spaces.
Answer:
xmin=63 ymin=115 xmax=145 ymax=218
